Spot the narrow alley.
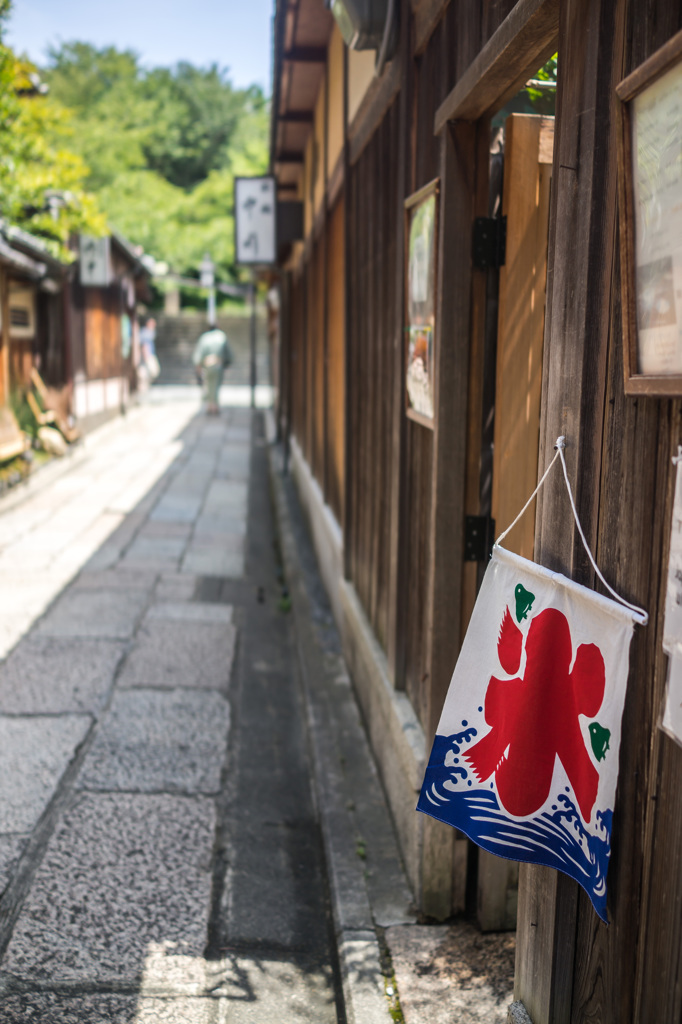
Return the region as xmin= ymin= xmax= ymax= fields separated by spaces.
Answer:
xmin=0 ymin=393 xmax=516 ymax=1024
xmin=0 ymin=397 xmax=343 ymax=1022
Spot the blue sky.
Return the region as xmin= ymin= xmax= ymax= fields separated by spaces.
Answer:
xmin=7 ymin=0 xmax=274 ymax=93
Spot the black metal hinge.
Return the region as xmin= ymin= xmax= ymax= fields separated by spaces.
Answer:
xmin=472 ymin=216 xmax=507 ymax=269
xmin=464 ymin=515 xmax=496 ymax=562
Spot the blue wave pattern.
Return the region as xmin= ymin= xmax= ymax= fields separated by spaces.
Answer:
xmin=417 ymin=730 xmax=613 ymax=922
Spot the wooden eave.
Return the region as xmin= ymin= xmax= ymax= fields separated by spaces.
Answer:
xmin=271 ymin=0 xmax=333 ymax=183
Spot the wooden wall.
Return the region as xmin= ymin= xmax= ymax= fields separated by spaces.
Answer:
xmin=279 ymin=3 xmax=682 ymax=1007
xmin=511 ymin=2 xmax=682 ymax=1022
xmin=326 ymin=196 xmax=345 ymax=524
xmin=290 ymin=0 xmax=553 ymax=725
xmin=346 ymin=98 xmax=401 ymax=651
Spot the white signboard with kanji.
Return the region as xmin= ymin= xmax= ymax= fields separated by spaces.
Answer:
xmin=79 ymin=235 xmax=111 ymax=287
xmin=235 ymin=177 xmax=276 ymax=266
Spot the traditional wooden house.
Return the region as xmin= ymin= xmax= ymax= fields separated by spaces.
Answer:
xmin=0 ymin=223 xmax=67 ymax=400
xmin=271 ymin=0 xmax=682 ymax=1020
xmin=68 ymin=233 xmax=151 ymax=428
xmin=0 ymin=226 xmax=152 ymax=442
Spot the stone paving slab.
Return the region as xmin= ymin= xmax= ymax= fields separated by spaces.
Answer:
xmin=139 ymin=522 xmax=194 ymax=539
xmin=1 ymin=792 xmax=215 ymax=985
xmin=190 ymin=530 xmax=245 ymax=552
xmin=118 ymin=621 xmax=236 ymax=690
xmin=77 ymin=688 xmax=230 ymax=793
xmin=145 ymin=602 xmax=233 ymax=624
xmin=0 ymin=716 xmax=91 ymax=832
xmin=150 ymin=495 xmax=204 ymax=523
xmin=125 ymin=537 xmax=188 ymax=561
xmin=216 ymin=449 xmax=250 ymax=476
xmin=182 ymin=548 xmax=244 ymax=578
xmin=37 ymin=587 xmax=150 ymax=639
xmin=72 ymin=568 xmax=157 ymax=590
xmin=0 ymin=636 xmax=125 ymax=714
xmin=217 ymin=958 xmax=336 ymax=1023
xmin=0 ymin=613 xmax=38 ymax=660
xmin=0 ymin=834 xmax=27 ymax=895
xmin=0 ymin=992 xmax=141 ymax=1023
xmin=155 ymin=573 xmax=198 ymax=601
xmin=193 ymin=517 xmax=246 ymax=539
xmin=81 ymin=544 xmax=124 ymax=571
xmin=131 ymin=954 xmax=336 ymax=1023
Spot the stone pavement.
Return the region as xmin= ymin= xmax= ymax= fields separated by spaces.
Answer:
xmin=0 ymin=397 xmax=337 ymax=1022
xmin=0 ymin=394 xmax=516 ymax=1024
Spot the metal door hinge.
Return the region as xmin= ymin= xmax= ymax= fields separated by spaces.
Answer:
xmin=472 ymin=216 xmax=506 ymax=269
xmin=464 ymin=515 xmax=495 ymax=562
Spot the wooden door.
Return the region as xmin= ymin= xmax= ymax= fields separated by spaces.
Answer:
xmin=478 ymin=113 xmax=554 ymax=932
xmin=491 ymin=114 xmax=554 ymax=556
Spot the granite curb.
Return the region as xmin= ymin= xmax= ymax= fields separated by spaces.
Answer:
xmin=266 ymin=418 xmax=521 ymax=1024
xmin=267 ymin=430 xmax=413 ymax=1024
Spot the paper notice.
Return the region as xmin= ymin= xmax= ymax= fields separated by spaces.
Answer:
xmin=661 ymin=448 xmax=682 ymax=746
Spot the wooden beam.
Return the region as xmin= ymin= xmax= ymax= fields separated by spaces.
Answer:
xmin=413 ymin=0 xmax=450 ymax=56
xmin=279 ymin=110 xmax=315 ymax=123
xmin=284 ymin=46 xmax=327 ymax=63
xmin=348 ymin=53 xmax=402 ymax=165
xmin=433 ymin=0 xmax=559 ymax=132
xmin=425 ymin=120 xmax=478 ymax=742
xmin=276 ymin=150 xmax=305 ymax=163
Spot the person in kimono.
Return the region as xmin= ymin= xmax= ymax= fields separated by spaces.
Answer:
xmin=192 ymin=323 xmax=234 ymax=415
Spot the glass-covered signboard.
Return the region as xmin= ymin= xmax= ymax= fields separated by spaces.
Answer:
xmin=405 ymin=180 xmax=439 ymax=426
xmin=617 ymin=30 xmax=682 ymax=393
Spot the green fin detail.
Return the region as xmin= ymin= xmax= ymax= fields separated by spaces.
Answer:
xmin=514 ymin=584 xmax=535 ymax=622
xmin=589 ymin=722 xmax=610 ymax=762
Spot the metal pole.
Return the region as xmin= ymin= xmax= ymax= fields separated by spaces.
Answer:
xmin=250 ymin=272 xmax=257 ymax=408
xmin=207 ymin=286 xmax=216 ymax=325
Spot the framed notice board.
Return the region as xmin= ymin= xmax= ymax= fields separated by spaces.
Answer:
xmin=404 ymin=179 xmax=439 ymax=427
xmin=617 ymin=29 xmax=682 ymax=394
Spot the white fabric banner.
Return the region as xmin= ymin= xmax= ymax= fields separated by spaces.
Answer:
xmin=418 ymin=545 xmax=638 ymax=922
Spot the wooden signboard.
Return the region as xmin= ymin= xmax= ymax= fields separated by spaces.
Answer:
xmin=404 ymin=179 xmax=439 ymax=427
xmin=617 ymin=28 xmax=682 ymax=394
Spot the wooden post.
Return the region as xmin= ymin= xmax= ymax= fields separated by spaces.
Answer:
xmin=425 ymin=119 xmax=478 ymax=741
xmin=386 ymin=0 xmax=411 ymax=686
xmin=514 ymin=0 xmax=627 ymax=1020
xmin=250 ymin=273 xmax=257 ymax=409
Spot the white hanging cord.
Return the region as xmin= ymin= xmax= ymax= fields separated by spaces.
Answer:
xmin=495 ymin=442 xmax=562 ymax=547
xmin=495 ymin=436 xmax=649 ymax=626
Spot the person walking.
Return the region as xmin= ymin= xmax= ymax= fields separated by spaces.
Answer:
xmin=192 ymin=322 xmax=233 ymax=415
xmin=139 ymin=317 xmax=160 ymax=384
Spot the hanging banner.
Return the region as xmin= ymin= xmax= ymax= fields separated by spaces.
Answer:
xmin=417 ymin=544 xmax=639 ymax=922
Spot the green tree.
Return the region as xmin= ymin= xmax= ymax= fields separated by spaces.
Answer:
xmin=0 ymin=9 xmax=106 ymax=257
xmin=40 ymin=39 xmax=269 ymax=281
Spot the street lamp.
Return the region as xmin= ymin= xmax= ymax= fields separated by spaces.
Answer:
xmin=199 ymin=253 xmax=215 ymax=325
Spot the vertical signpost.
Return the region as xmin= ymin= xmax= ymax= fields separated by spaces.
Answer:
xmin=200 ymin=253 xmax=216 ymax=325
xmin=234 ymin=176 xmax=276 ymax=408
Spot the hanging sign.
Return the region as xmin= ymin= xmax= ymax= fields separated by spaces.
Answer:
xmin=79 ymin=235 xmax=111 ymax=287
xmin=404 ymin=179 xmax=438 ymax=428
xmin=417 ymin=440 xmax=647 ymax=922
xmin=235 ymin=176 xmax=276 ymax=266
xmin=616 ymin=28 xmax=682 ymax=393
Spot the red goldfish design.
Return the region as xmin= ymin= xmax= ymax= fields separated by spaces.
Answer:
xmin=463 ymin=606 xmax=605 ymax=822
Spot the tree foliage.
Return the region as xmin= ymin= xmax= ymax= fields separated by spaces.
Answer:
xmin=0 ymin=4 xmax=106 ymax=258
xmin=42 ymin=41 xmax=269 ymax=280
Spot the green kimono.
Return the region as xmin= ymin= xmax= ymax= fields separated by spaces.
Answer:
xmin=192 ymin=328 xmax=233 ymax=408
